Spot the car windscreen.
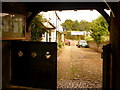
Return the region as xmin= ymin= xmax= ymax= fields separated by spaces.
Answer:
xmin=80 ymin=40 xmax=87 ymax=43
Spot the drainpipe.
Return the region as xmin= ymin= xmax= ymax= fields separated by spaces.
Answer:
xmin=56 ymin=12 xmax=57 ymax=42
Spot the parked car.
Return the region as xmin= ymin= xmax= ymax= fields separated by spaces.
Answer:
xmin=76 ymin=40 xmax=89 ymax=48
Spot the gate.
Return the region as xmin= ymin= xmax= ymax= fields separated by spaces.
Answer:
xmin=102 ymin=43 xmax=112 ymax=89
xmin=11 ymin=40 xmax=57 ymax=89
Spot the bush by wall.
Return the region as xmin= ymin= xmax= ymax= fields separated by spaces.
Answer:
xmin=87 ymin=41 xmax=109 ymax=53
xmin=88 ymin=41 xmax=103 ymax=53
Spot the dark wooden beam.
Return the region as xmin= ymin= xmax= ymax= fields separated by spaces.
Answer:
xmin=96 ymin=8 xmax=110 ymax=25
xmin=26 ymin=11 xmax=40 ymax=32
xmin=2 ymin=2 xmax=28 ymax=15
xmin=25 ymin=2 xmax=108 ymax=11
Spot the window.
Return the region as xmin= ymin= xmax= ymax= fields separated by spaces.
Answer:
xmin=1 ymin=13 xmax=26 ymax=40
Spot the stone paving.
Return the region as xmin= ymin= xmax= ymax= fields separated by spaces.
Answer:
xmin=57 ymin=45 xmax=103 ymax=89
xmin=57 ymin=80 xmax=102 ymax=89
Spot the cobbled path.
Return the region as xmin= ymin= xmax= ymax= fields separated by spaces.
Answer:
xmin=57 ymin=45 xmax=102 ymax=89
xmin=57 ymin=80 xmax=102 ymax=89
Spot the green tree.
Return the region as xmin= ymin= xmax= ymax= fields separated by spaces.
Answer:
xmin=61 ymin=19 xmax=74 ymax=31
xmin=72 ymin=20 xmax=80 ymax=31
xmin=31 ymin=14 xmax=48 ymax=41
xmin=79 ymin=20 xmax=90 ymax=31
xmin=61 ymin=19 xmax=90 ymax=40
xmin=89 ymin=15 xmax=109 ymax=44
xmin=61 ymin=19 xmax=90 ymax=31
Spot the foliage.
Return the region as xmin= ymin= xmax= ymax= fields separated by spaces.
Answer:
xmin=61 ymin=19 xmax=90 ymax=31
xmin=65 ymin=32 xmax=79 ymax=40
xmin=89 ymin=15 xmax=109 ymax=44
xmin=72 ymin=20 xmax=80 ymax=31
xmin=61 ymin=19 xmax=90 ymax=40
xmin=58 ymin=43 xmax=62 ymax=48
xmin=31 ymin=14 xmax=48 ymax=41
xmin=61 ymin=15 xmax=109 ymax=43
xmin=61 ymin=19 xmax=75 ymax=31
xmin=79 ymin=20 xmax=90 ymax=31
xmin=101 ymin=36 xmax=110 ymax=42
xmin=66 ymin=32 xmax=72 ymax=39
xmin=85 ymin=36 xmax=94 ymax=42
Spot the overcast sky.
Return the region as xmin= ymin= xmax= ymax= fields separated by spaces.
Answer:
xmin=41 ymin=9 xmax=110 ymax=26
xmin=56 ymin=10 xmax=110 ymax=23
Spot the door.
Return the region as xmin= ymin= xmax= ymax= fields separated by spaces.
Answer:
xmin=11 ymin=40 xmax=57 ymax=89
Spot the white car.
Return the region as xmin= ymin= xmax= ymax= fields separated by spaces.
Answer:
xmin=77 ymin=40 xmax=89 ymax=48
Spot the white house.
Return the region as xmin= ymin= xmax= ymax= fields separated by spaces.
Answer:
xmin=40 ymin=11 xmax=64 ymax=42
